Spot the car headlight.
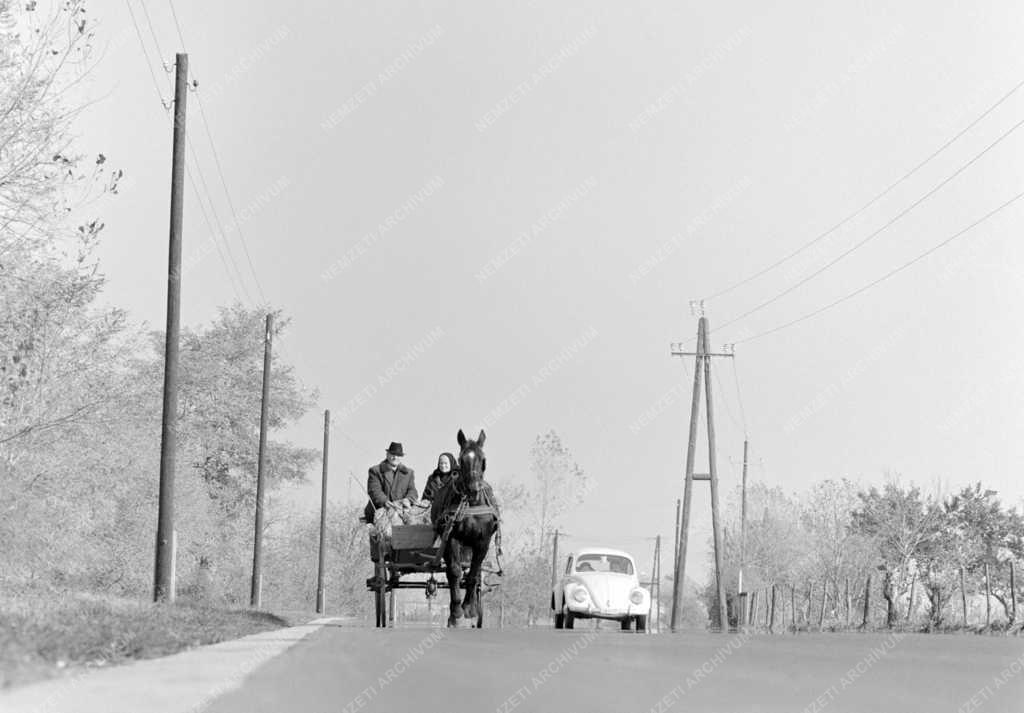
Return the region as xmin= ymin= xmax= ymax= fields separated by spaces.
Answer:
xmin=572 ymin=587 xmax=589 ymax=603
xmin=629 ymin=590 xmax=645 ymax=605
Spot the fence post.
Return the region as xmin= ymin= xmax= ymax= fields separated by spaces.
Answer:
xmin=804 ymin=582 xmax=812 ymax=625
xmin=844 ymin=576 xmax=851 ymax=628
xmin=818 ymin=579 xmax=828 ymax=630
xmin=960 ymin=566 xmax=968 ymax=628
xmin=905 ymin=571 xmax=916 ymax=623
xmin=769 ymin=584 xmax=777 ymax=634
xmin=790 ymin=585 xmax=797 ymax=633
xmin=984 ymin=563 xmax=991 ymax=628
xmin=763 ymin=587 xmax=770 ymax=629
xmin=861 ymin=574 xmax=871 ymax=630
xmin=1011 ymin=561 xmax=1017 ymax=625
xmin=748 ymin=589 xmax=758 ymax=628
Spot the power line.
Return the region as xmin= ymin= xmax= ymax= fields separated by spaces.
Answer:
xmin=736 ymin=187 xmax=1024 ymax=345
xmin=702 ymin=75 xmax=1024 ymax=303
xmin=138 ymin=0 xmax=170 ymax=75
xmin=715 ymin=110 xmax=1024 ymax=335
xmin=164 ymin=0 xmax=188 ymax=53
xmin=126 ymin=0 xmax=253 ymax=308
xmin=185 ymin=136 xmax=254 ymax=304
xmin=193 ymin=93 xmax=269 ymax=304
xmin=713 ymin=365 xmax=742 ymax=435
xmin=731 ymin=358 xmax=748 ymax=437
xmin=124 ymin=0 xmax=169 ymax=110
xmin=184 ymin=166 xmax=251 ymax=303
xmin=165 ymin=0 xmax=268 ymax=304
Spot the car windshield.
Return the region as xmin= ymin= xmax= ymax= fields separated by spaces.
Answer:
xmin=575 ymin=554 xmax=634 ymax=574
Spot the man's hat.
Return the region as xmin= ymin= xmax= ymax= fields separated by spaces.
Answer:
xmin=386 ymin=442 xmax=404 ymax=456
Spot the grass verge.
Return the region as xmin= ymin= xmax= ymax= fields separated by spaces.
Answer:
xmin=0 ymin=590 xmax=293 ymax=690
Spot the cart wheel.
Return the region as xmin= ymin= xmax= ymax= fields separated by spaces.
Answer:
xmin=375 ymin=585 xmax=386 ymax=627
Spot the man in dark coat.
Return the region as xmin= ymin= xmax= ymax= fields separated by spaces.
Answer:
xmin=363 ymin=442 xmax=419 ymax=522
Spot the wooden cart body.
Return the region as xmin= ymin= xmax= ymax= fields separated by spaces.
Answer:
xmin=367 ymin=523 xmax=483 ymax=627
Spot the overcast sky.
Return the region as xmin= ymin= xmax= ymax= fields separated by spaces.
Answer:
xmin=80 ymin=0 xmax=1024 ymax=578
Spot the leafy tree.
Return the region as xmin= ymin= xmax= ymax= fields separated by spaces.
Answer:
xmin=515 ymin=430 xmax=588 ymax=554
xmin=850 ymin=483 xmax=939 ymax=628
xmin=935 ymin=484 xmax=1024 ymax=625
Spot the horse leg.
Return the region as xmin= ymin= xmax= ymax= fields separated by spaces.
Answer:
xmin=462 ymin=532 xmax=494 ymax=624
xmin=445 ymin=539 xmax=464 ymax=628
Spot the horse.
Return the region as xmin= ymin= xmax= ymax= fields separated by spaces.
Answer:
xmin=430 ymin=428 xmax=500 ymax=628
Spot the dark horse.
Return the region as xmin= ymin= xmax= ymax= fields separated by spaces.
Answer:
xmin=430 ymin=428 xmax=499 ymax=628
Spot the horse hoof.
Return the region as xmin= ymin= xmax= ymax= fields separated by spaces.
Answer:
xmin=447 ymin=617 xmax=459 ymax=628
xmin=462 ymin=603 xmax=477 ymax=620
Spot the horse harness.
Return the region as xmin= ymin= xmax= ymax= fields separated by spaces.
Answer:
xmin=433 ymin=483 xmax=503 ymax=576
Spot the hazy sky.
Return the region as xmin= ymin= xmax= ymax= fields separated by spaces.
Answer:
xmin=79 ymin=0 xmax=1024 ymax=579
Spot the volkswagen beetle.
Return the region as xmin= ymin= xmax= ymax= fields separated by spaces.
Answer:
xmin=551 ymin=547 xmax=650 ymax=631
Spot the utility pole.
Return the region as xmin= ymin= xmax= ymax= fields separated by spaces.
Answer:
xmin=250 ymin=313 xmax=273 ymax=608
xmin=154 ymin=53 xmax=188 ymax=603
xmin=672 ymin=498 xmax=681 ymax=585
xmin=316 ymin=409 xmax=330 ymax=614
xmin=738 ymin=439 xmax=748 ymax=595
xmin=654 ymin=535 xmax=661 ymax=632
xmin=669 ymin=315 xmax=731 ymax=632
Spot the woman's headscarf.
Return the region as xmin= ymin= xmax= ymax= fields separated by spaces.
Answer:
xmin=436 ymin=452 xmax=458 ymax=476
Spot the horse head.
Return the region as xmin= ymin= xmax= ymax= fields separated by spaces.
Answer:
xmin=456 ymin=428 xmax=487 ymax=504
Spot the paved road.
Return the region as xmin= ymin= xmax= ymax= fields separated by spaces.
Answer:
xmin=206 ymin=623 xmax=1024 ymax=713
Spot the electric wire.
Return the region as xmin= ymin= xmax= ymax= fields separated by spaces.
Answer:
xmin=731 ymin=358 xmax=748 ymax=438
xmin=715 ymin=111 xmax=1024 ymax=335
xmin=702 ymin=75 xmax=1024 ymax=303
xmin=124 ymin=0 xmax=168 ymax=110
xmin=165 ymin=0 xmax=269 ymax=304
xmin=735 ymin=187 xmax=1024 ymax=345
xmin=185 ymin=136 xmax=254 ymax=304
xmin=126 ymin=0 xmax=252 ymax=308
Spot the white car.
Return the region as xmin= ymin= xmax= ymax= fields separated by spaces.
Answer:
xmin=551 ymin=547 xmax=650 ymax=631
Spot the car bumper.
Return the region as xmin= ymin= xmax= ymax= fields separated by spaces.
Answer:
xmin=566 ymin=602 xmax=650 ymax=618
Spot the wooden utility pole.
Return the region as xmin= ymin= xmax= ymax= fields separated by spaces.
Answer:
xmin=646 ymin=535 xmax=660 ymax=632
xmin=154 ymin=53 xmax=188 ymax=604
xmin=669 ymin=317 xmax=731 ymax=632
xmin=672 ymin=499 xmax=681 ymax=587
xmin=315 ymin=409 xmax=330 ymax=613
xmin=250 ymin=313 xmax=274 ymax=608
xmin=738 ymin=439 xmax=749 ymax=596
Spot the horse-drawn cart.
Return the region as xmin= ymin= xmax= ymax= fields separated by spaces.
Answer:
xmin=366 ymin=523 xmax=496 ymax=628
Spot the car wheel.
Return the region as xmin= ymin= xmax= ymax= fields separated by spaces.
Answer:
xmin=620 ymin=617 xmax=632 ymax=631
xmin=635 ymin=615 xmax=647 ymax=632
xmin=565 ymin=610 xmax=575 ymax=629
